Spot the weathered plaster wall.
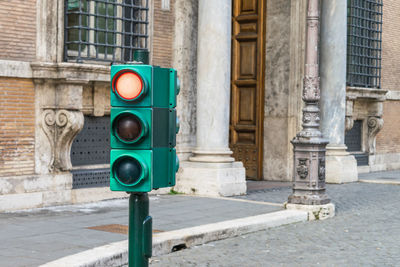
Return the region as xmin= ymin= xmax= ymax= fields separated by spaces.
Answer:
xmin=173 ymin=0 xmax=198 ymax=161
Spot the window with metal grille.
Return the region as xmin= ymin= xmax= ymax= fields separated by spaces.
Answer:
xmin=347 ymin=0 xmax=383 ymax=88
xmin=64 ymin=0 xmax=149 ymax=63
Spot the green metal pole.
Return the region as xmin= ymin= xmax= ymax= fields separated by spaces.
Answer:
xmin=134 ymin=50 xmax=150 ymax=65
xmin=129 ymin=193 xmax=152 ymax=267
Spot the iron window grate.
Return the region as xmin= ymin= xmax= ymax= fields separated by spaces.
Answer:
xmin=347 ymin=0 xmax=383 ymax=88
xmin=71 ymin=116 xmax=110 ymax=166
xmin=64 ymin=0 xmax=149 ymax=63
xmin=345 ymin=120 xmax=363 ymax=152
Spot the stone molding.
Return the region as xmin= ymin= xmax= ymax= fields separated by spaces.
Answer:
xmin=32 ymin=62 xmax=110 ymax=174
xmin=0 ymin=60 xmax=33 ymax=78
xmin=30 ymin=62 xmax=110 ymax=83
xmin=385 ymin=90 xmax=400 ymax=101
xmin=345 ymin=86 xmax=387 ymax=157
xmin=346 ymin=86 xmax=387 ymax=101
xmin=0 ymin=61 xmax=111 ymax=83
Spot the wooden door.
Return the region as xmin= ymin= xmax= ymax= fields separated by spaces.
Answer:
xmin=230 ymin=0 xmax=266 ymax=180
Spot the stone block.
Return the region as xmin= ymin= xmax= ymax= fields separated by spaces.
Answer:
xmin=175 ymin=161 xmax=246 ymax=197
xmin=0 ymin=192 xmax=43 ymax=212
xmin=286 ymin=202 xmax=335 ymax=221
xmin=325 ymin=146 xmax=358 ymax=184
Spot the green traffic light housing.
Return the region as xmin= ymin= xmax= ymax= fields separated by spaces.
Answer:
xmin=110 ymin=64 xmax=180 ymax=193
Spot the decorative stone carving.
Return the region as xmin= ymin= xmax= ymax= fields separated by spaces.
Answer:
xmin=303 ymin=76 xmax=320 ymax=101
xmin=297 ymin=159 xmax=309 ymax=179
xmin=367 ymin=116 xmax=383 ymax=155
xmin=318 ymin=158 xmax=325 ymax=180
xmin=303 ymin=113 xmax=312 ymax=123
xmin=41 ymin=109 xmax=84 ymax=172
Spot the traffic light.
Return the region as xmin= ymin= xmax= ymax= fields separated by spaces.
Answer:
xmin=110 ymin=64 xmax=179 ymax=192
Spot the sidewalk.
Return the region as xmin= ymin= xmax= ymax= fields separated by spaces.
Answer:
xmin=0 ymin=183 xmax=298 ymax=267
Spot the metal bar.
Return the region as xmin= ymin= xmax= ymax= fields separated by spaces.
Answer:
xmin=64 ymin=0 xmax=69 ymax=61
xmin=78 ymin=0 xmax=83 ymax=62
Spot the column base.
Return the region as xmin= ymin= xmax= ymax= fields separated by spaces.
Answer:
xmin=325 ymin=145 xmax=358 ymax=184
xmin=286 ymin=203 xmax=335 ymax=221
xmin=174 ymin=161 xmax=247 ymax=197
xmin=190 ymin=149 xmax=235 ymax=163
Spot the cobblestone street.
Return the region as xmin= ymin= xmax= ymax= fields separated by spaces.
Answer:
xmin=151 ymin=181 xmax=400 ymax=266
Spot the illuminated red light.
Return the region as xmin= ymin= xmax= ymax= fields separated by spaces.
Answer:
xmin=114 ymin=72 xmax=143 ymax=100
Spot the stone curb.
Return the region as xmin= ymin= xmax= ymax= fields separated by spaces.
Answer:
xmin=39 ymin=209 xmax=307 ymax=267
xmin=359 ymin=179 xmax=400 ymax=185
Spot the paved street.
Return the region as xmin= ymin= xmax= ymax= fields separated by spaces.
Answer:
xmin=151 ymin=172 xmax=400 ymax=266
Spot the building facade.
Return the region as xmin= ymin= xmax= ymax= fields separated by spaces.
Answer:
xmin=0 ymin=0 xmax=398 ymax=211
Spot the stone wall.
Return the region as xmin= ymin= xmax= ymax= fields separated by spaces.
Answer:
xmin=263 ymin=0 xmax=305 ymax=181
xmin=0 ymin=78 xmax=35 ymax=176
xmin=0 ymin=0 xmax=36 ymax=61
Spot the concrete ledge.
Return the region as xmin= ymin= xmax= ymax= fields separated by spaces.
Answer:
xmin=40 ymin=210 xmax=307 ymax=267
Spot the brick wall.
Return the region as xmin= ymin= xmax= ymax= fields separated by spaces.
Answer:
xmin=152 ymin=0 xmax=174 ymax=67
xmin=381 ymin=0 xmax=400 ymax=92
xmin=376 ymin=101 xmax=400 ymax=153
xmin=0 ymin=0 xmax=36 ymax=61
xmin=0 ymin=78 xmax=35 ymax=176
xmin=376 ymin=0 xmax=400 ymax=154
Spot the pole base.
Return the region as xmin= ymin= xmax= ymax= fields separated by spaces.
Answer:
xmin=289 ymin=137 xmax=331 ymax=205
xmin=288 ymin=190 xmax=331 ymax=205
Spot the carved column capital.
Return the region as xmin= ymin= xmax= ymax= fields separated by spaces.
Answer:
xmin=367 ymin=116 xmax=383 ymax=155
xmin=40 ymin=109 xmax=84 ymax=172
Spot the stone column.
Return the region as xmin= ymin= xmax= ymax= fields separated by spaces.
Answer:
xmin=320 ymin=0 xmax=358 ymax=183
xmin=175 ymin=0 xmax=246 ymax=197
